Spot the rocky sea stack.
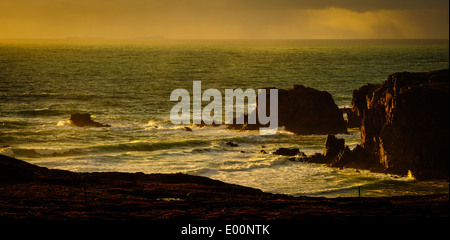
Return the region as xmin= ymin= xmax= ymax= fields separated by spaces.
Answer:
xmin=350 ymin=69 xmax=449 ymax=180
xmin=228 ymin=85 xmax=347 ymax=135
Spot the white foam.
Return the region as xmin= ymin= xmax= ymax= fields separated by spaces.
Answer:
xmin=57 ymin=120 xmax=70 ymax=126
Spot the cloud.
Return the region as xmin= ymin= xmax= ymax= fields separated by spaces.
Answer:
xmin=0 ymin=0 xmax=448 ymax=39
xmin=298 ymin=8 xmax=448 ymax=39
xmin=250 ymin=0 xmax=449 ymax=12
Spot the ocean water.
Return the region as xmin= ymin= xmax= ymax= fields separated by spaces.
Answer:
xmin=0 ymin=39 xmax=448 ymax=197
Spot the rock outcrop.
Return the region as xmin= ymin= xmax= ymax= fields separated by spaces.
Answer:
xmin=1 ymin=154 xmax=448 ymax=221
xmin=323 ymin=135 xmax=345 ymax=159
xmin=353 ymin=69 xmax=449 ymax=179
xmin=228 ymin=85 xmax=347 ymax=135
xmin=272 ymin=148 xmax=302 ymax=156
xmin=331 ymin=145 xmax=381 ymax=170
xmin=301 ymin=135 xmax=382 ymax=171
xmin=69 ymin=113 xmax=111 ymax=127
xmin=347 ymin=83 xmax=379 ymax=128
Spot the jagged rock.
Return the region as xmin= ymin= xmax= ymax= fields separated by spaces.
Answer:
xmin=323 ymin=135 xmax=345 ymax=159
xmin=354 ymin=69 xmax=449 ymax=179
xmin=69 ymin=113 xmax=111 ymax=127
xmin=298 ymin=137 xmax=382 ymax=173
xmin=341 ymin=107 xmax=359 ymax=128
xmin=331 ymin=145 xmax=382 ymax=171
xmin=300 ymin=135 xmax=346 ymax=165
xmin=348 ymin=83 xmax=379 ymax=128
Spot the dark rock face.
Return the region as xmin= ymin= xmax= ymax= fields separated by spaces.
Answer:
xmin=0 ymin=154 xmax=40 ymax=183
xmin=272 ymin=148 xmax=301 ymax=156
xmin=276 ymin=85 xmax=347 ymax=135
xmin=1 ymin=154 xmax=448 ymax=220
xmin=331 ymin=145 xmax=382 ymax=171
xmin=301 ymin=153 xmax=327 ymax=164
xmin=300 ymin=135 xmax=382 ymax=171
xmin=69 ymin=113 xmax=111 ymax=127
xmin=355 ymin=69 xmax=449 ymax=179
xmin=228 ymin=85 xmax=347 ymax=135
xmin=348 ymin=83 xmax=379 ymax=128
xmin=0 ymin=154 xmax=78 ymax=183
xmin=323 ymin=135 xmax=345 ymax=159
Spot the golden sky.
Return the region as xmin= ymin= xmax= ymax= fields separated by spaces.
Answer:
xmin=0 ymin=0 xmax=448 ymax=39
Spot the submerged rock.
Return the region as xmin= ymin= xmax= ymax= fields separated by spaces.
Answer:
xmin=69 ymin=113 xmax=111 ymax=127
xmin=225 ymin=141 xmax=239 ymax=147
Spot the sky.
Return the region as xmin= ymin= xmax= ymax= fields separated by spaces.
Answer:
xmin=0 ymin=0 xmax=448 ymax=39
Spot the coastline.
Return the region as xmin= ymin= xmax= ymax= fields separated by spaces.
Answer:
xmin=1 ymin=154 xmax=448 ymax=221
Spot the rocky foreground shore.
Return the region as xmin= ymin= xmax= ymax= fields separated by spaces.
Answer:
xmin=0 ymin=154 xmax=448 ymax=221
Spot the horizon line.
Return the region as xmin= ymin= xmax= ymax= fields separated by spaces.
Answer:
xmin=0 ymin=37 xmax=449 ymax=41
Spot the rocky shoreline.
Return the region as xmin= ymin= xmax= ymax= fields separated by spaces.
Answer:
xmin=65 ymin=69 xmax=449 ymax=180
xmin=1 ymin=69 xmax=448 ymax=222
xmin=235 ymin=69 xmax=450 ymax=180
xmin=0 ymin=154 xmax=448 ymax=221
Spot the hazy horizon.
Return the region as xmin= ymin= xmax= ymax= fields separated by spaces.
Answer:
xmin=1 ymin=0 xmax=448 ymax=40
xmin=1 ymin=37 xmax=449 ymax=40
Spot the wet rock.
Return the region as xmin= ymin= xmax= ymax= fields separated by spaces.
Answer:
xmin=301 ymin=153 xmax=328 ymax=164
xmin=341 ymin=107 xmax=359 ymax=128
xmin=354 ymin=69 xmax=449 ymax=179
xmin=69 ymin=113 xmax=111 ymax=127
xmin=323 ymin=135 xmax=345 ymax=159
xmin=227 ymin=85 xmax=348 ymax=135
xmin=276 ymin=85 xmax=347 ymax=134
xmin=225 ymin=141 xmax=239 ymax=147
xmin=348 ymin=83 xmax=379 ymax=128
xmin=272 ymin=148 xmax=301 ymax=156
xmin=331 ymin=145 xmax=382 ymax=171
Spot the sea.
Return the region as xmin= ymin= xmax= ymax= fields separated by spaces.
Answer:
xmin=0 ymin=39 xmax=448 ymax=197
